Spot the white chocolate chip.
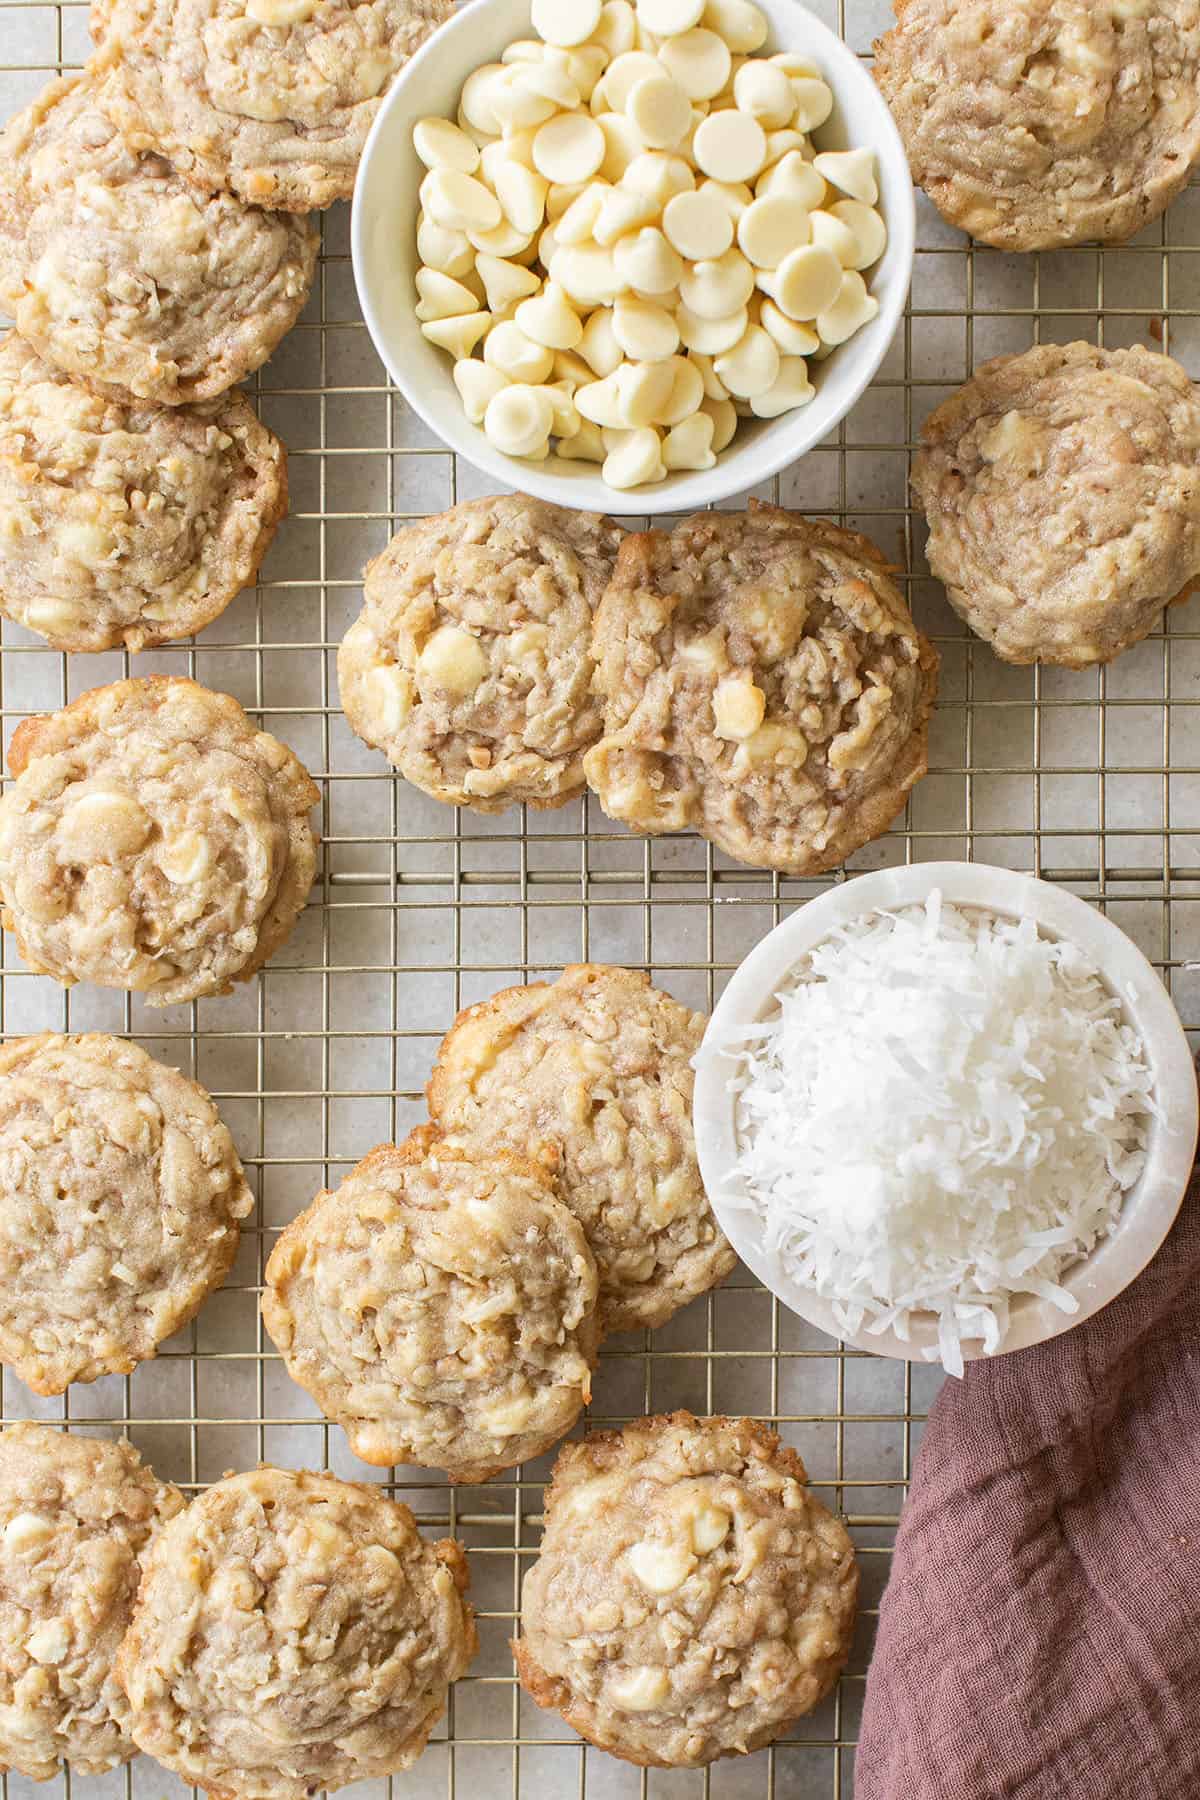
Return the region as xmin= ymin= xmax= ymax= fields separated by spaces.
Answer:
xmin=417 ymin=214 xmax=475 ymax=278
xmin=532 ymin=0 xmax=603 ymax=44
xmin=576 ymin=372 xmax=628 ymax=427
xmin=627 ymin=1537 xmax=697 ymax=1592
xmin=703 ymin=0 xmax=766 ymax=50
xmin=772 ymin=242 xmax=842 ymax=320
xmin=603 ymin=425 xmax=667 ymax=487
xmin=485 ymin=319 xmax=555 ymax=383
xmin=515 ymin=282 xmax=584 ymax=350
xmin=609 ymin=1665 xmax=672 ymax=1712
xmin=422 ymin=311 xmax=494 ymax=357
xmin=760 ymin=298 xmax=819 ymax=355
xmin=663 ymin=187 xmax=733 ymax=260
xmin=657 ymin=353 xmax=705 ymax=424
xmin=613 ymin=226 xmax=682 ymax=294
xmin=627 ymin=73 xmax=693 ymax=149
xmin=658 ymin=27 xmax=731 ymax=99
xmin=474 ymin=252 xmax=541 ymax=314
xmin=555 ymin=181 xmax=610 ymax=243
xmin=809 ymin=208 xmax=860 ymax=266
xmin=365 ymin=665 xmax=414 ymax=735
xmin=691 ymin=350 xmax=728 ymax=397
xmin=758 ymin=149 xmax=826 ymax=208
xmin=621 ymin=150 xmax=695 ymax=205
xmin=689 ymin=1501 xmax=732 ymax=1553
xmin=485 ymin=382 xmax=556 ymax=457
xmin=580 ymin=306 xmax=625 ymax=376
xmin=58 ymin=791 xmax=151 ymax=863
xmin=416 ymin=625 xmax=490 ymax=696
xmin=676 ymin=301 xmax=747 ymax=354
xmin=423 ymin=167 xmax=502 ymax=233
xmin=482 ymin=129 xmax=539 ymax=186
xmin=593 ymin=0 xmax=637 ymax=55
xmin=750 ymin=354 xmax=815 ymax=416
xmin=663 ymin=409 xmax=716 ymax=470
xmin=414 ymin=117 xmax=481 ymax=173
xmin=637 ymin=0 xmax=704 ymax=32
xmin=593 ymin=185 xmax=661 ymax=245
xmin=468 ymin=217 xmax=536 ymax=258
xmin=26 ymin=1619 xmax=70 ymax=1666
xmin=829 ymin=199 xmax=887 ymax=270
xmin=714 ymin=321 xmax=779 ymax=397
xmin=554 ymin=242 xmax=626 ymax=305
xmin=713 ymin=673 xmax=767 ymax=737
xmin=816 ymin=269 xmax=880 ymax=344
xmin=539 ymin=379 xmax=584 ymax=437
xmin=733 ymin=61 xmax=796 ymax=127
xmin=533 ymin=112 xmax=607 ymax=184
xmin=737 ymin=194 xmax=812 ymax=269
xmin=557 ymin=418 xmax=607 ymax=460
xmin=791 ymin=76 xmax=835 ymax=131
xmin=692 ymin=109 xmax=766 ymax=182
xmin=813 ymin=147 xmax=878 ymax=204
xmin=493 ymin=160 xmax=550 ymax=237
xmin=3 ymin=1513 xmax=53 ymax=1552
xmin=453 ymin=359 xmax=510 ymax=423
xmin=604 ymin=49 xmax=662 ymax=108
xmin=679 ymin=246 xmax=755 ymax=319
xmin=616 ymin=359 xmax=676 ymax=426
xmin=613 ymin=296 xmax=680 ymax=361
xmin=702 ymin=393 xmax=738 ymax=449
xmin=158 ymin=830 xmax=212 ymax=885
xmin=702 ymin=176 xmax=753 ymax=221
xmin=461 ymin=64 xmax=507 ymax=134
xmin=415 ymin=268 xmax=479 ymax=322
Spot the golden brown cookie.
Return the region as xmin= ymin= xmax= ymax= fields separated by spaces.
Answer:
xmin=583 ymin=504 xmax=938 ymax=874
xmin=0 ymin=676 xmax=319 ymax=1007
xmin=911 ymin=342 xmax=1200 ymax=666
xmin=263 ymin=1126 xmax=600 ymax=1482
xmin=0 ymin=1423 xmax=183 ymax=1779
xmin=516 ymin=1412 xmax=858 ymax=1768
xmin=874 ymin=0 xmax=1200 ymax=251
xmin=116 ymin=1466 xmax=476 ymax=1799
xmin=339 ymin=494 xmax=623 ymax=813
xmin=0 ymin=333 xmax=287 ymax=652
xmin=428 ymin=964 xmax=734 ymax=1335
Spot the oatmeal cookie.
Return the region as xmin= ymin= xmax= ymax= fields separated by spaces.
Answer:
xmin=0 ymin=75 xmax=318 ymax=406
xmin=0 ymin=334 xmax=287 ymax=653
xmin=116 ymin=1466 xmax=476 ymax=1799
xmin=515 ymin=1412 xmax=859 ymax=1769
xmin=0 ymin=1032 xmax=253 ymax=1393
xmin=340 ymin=495 xmax=623 ymax=813
xmin=910 ymin=342 xmax=1200 ymax=666
xmin=0 ymin=676 xmax=319 ymax=1007
xmin=263 ymin=1126 xmax=600 ymax=1482
xmin=427 ymin=964 xmax=733 ymax=1335
xmin=874 ymin=0 xmax=1200 ymax=251
xmin=91 ymin=0 xmax=453 ymax=213
xmin=0 ymin=1423 xmax=183 ymax=1780
xmin=583 ymin=504 xmax=938 ymax=875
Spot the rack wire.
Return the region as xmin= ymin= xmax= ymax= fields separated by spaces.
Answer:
xmin=1 ymin=1 xmax=1199 ymax=1795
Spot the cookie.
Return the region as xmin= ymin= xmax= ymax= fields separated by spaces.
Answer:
xmin=116 ymin=1465 xmax=476 ymax=1799
xmin=340 ymin=494 xmax=623 ymax=813
xmin=263 ymin=1126 xmax=600 ymax=1482
xmin=0 ymin=333 xmax=287 ymax=653
xmin=0 ymin=1032 xmax=253 ymax=1393
xmin=874 ymin=0 xmax=1200 ymax=251
xmin=911 ymin=342 xmax=1200 ymax=667
xmin=583 ymin=504 xmax=938 ymax=875
xmin=0 ymin=676 xmax=319 ymax=1007
xmin=515 ymin=1412 xmax=859 ymax=1769
xmin=427 ymin=964 xmax=734 ymax=1335
xmin=91 ymin=0 xmax=453 ymax=212
xmin=0 ymin=1423 xmax=183 ymax=1780
xmin=0 ymin=75 xmax=318 ymax=406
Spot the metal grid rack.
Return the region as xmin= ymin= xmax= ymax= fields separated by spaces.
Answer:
xmin=1 ymin=1 xmax=1198 ymax=1795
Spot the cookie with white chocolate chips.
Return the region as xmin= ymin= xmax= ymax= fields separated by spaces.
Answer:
xmin=115 ymin=1466 xmax=476 ymax=1800
xmin=339 ymin=493 xmax=623 ymax=812
xmin=0 ymin=676 xmax=319 ymax=1007
xmin=515 ymin=1412 xmax=859 ymax=1769
xmin=427 ymin=963 xmax=734 ymax=1335
xmin=263 ymin=1125 xmax=600 ymax=1482
xmin=0 ymin=74 xmax=317 ymax=406
xmin=0 ymin=1423 xmax=183 ymax=1780
xmin=874 ymin=0 xmax=1200 ymax=251
xmin=90 ymin=0 xmax=453 ymax=212
xmin=0 ymin=1032 xmax=253 ymax=1393
xmin=0 ymin=333 xmax=287 ymax=653
xmin=583 ymin=502 xmax=938 ymax=874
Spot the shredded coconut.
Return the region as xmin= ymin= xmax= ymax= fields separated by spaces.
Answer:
xmin=716 ymin=893 xmax=1156 ymax=1376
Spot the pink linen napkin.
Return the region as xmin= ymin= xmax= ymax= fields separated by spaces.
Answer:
xmin=855 ymin=1158 xmax=1200 ymax=1800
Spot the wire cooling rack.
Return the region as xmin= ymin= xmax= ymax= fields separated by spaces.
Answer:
xmin=2 ymin=2 xmax=1199 ymax=1795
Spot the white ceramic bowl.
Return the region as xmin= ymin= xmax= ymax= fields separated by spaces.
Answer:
xmin=351 ymin=0 xmax=915 ymax=514
xmin=693 ymin=863 xmax=1199 ymax=1366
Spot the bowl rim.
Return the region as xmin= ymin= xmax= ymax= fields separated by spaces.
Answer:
xmin=692 ymin=861 xmax=1199 ymax=1368
xmin=350 ymin=0 xmax=917 ymax=515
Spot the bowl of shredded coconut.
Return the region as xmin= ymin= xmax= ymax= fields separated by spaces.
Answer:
xmin=693 ymin=863 xmax=1198 ymax=1375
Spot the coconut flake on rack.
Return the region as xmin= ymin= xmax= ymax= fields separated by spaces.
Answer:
xmin=710 ymin=893 xmax=1156 ymax=1376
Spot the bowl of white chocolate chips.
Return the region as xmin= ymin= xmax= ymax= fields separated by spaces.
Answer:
xmin=352 ymin=0 xmax=915 ymax=507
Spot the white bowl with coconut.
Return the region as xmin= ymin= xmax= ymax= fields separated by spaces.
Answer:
xmin=692 ymin=862 xmax=1198 ymax=1375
